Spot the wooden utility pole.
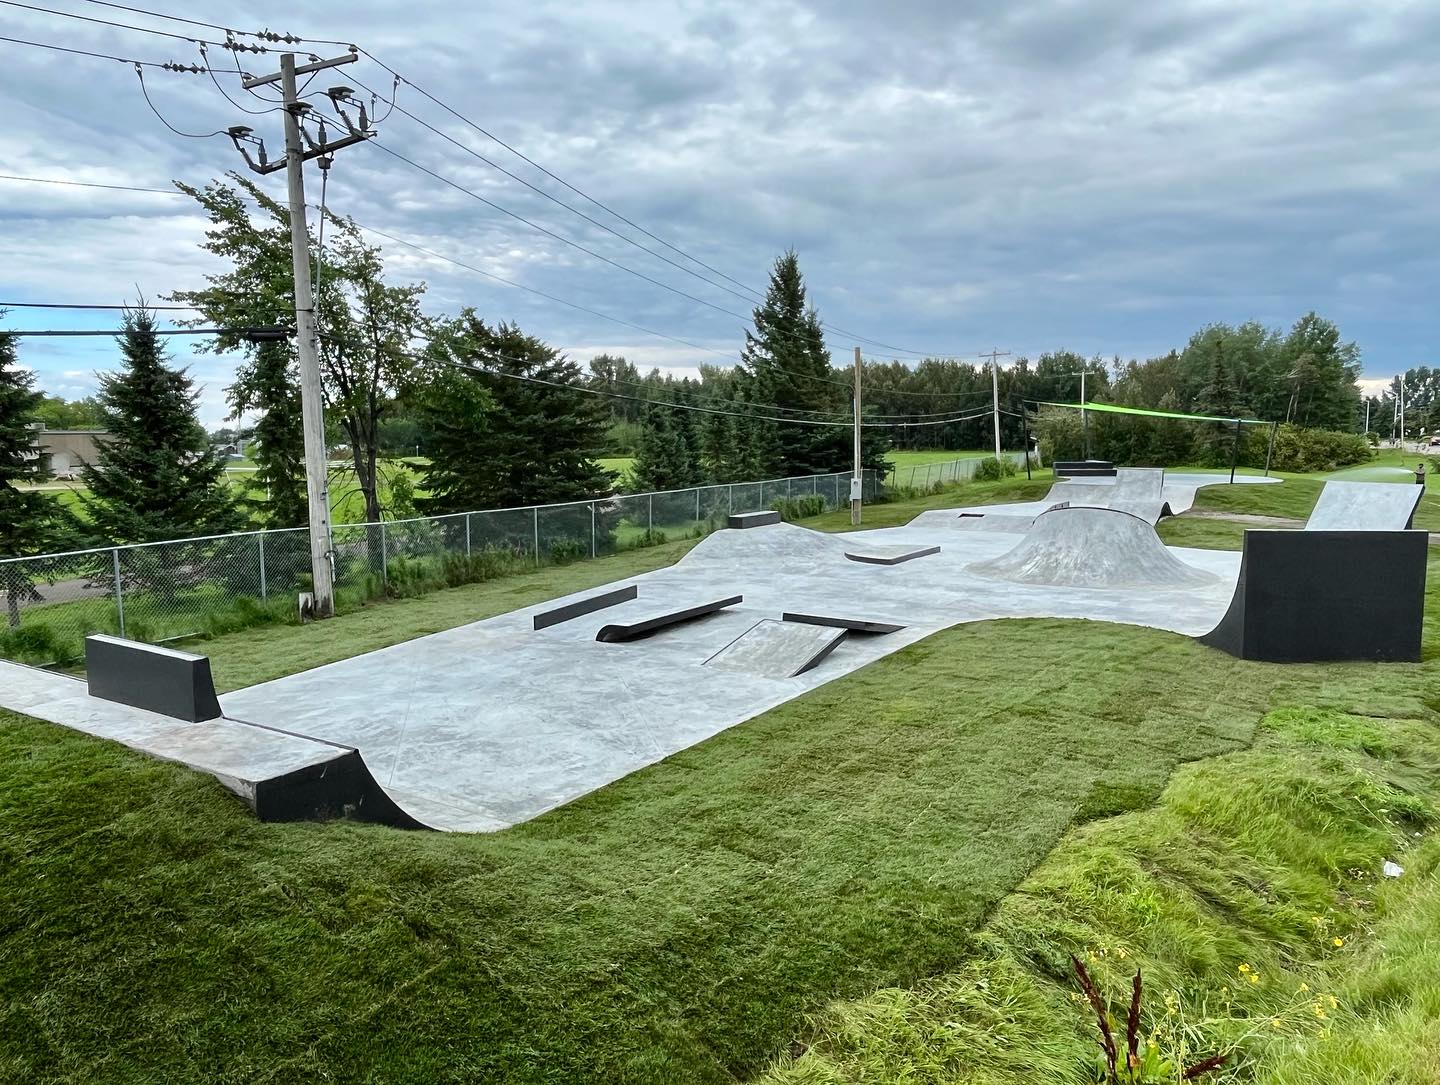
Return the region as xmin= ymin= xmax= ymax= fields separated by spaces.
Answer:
xmin=851 ymin=346 xmax=862 ymax=526
xmin=227 ymin=50 xmax=372 ymax=618
xmin=981 ymin=349 xmax=1011 ymax=459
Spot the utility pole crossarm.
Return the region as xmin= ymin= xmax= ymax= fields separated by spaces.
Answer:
xmin=242 ymin=51 xmax=358 ymax=90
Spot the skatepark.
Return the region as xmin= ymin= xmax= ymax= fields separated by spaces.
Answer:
xmin=0 ymin=471 xmax=1426 ymax=832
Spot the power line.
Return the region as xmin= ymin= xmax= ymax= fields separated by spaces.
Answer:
xmin=369 ymin=142 xmax=756 ymax=325
xmin=348 ymin=74 xmax=761 ymax=308
xmin=0 ymin=31 xmax=204 ymax=70
xmin=0 ymin=0 xmax=239 ymax=48
xmin=0 ymin=301 xmax=202 ymax=310
xmin=40 ymin=1 xmax=979 ymax=359
xmin=0 ymin=172 xmax=177 ymax=195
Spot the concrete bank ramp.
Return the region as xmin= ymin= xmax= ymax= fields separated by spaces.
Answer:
xmin=968 ymin=506 xmax=1218 ymax=589
xmin=704 ymin=618 xmax=847 ymax=678
xmin=680 ymin=521 xmax=849 ymax=569
xmin=1305 ymin=479 xmax=1423 ymax=531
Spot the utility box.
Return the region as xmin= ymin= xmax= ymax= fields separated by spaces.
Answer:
xmin=849 ymin=477 xmax=863 ymax=501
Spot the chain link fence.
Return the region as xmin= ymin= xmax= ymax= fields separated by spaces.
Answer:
xmin=885 ymin=450 xmax=1034 ymax=490
xmin=0 ymin=455 xmax=1039 ymax=667
xmin=1 ymin=465 xmax=915 ymax=667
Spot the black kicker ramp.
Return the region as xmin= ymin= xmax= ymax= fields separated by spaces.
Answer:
xmin=85 ymin=634 xmax=222 ymax=722
xmin=595 ymin=595 xmax=743 ymax=642
xmin=533 ymin=585 xmax=638 ymax=630
xmin=1199 ymin=529 xmax=1427 ymax=662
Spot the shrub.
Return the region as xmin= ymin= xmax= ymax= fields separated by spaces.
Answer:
xmin=1251 ymin=424 xmax=1372 ymax=472
xmin=972 ymin=456 xmax=1019 ymax=481
xmin=547 ymin=537 xmax=588 ymax=565
xmin=0 ymin=621 xmax=65 ymax=666
xmin=770 ymin=494 xmax=827 ymax=522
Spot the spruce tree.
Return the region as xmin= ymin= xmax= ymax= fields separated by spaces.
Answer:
xmin=0 ymin=326 xmax=73 ymax=625
xmin=418 ymin=315 xmax=616 ymax=512
xmin=630 ymin=397 xmax=700 ymax=492
xmin=81 ymin=307 xmax=242 ymax=544
xmin=740 ymin=250 xmax=890 ymax=477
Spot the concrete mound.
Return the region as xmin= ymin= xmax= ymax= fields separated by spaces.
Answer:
xmin=1305 ymin=480 xmax=1423 ymax=531
xmin=968 ymin=506 xmax=1218 ymax=589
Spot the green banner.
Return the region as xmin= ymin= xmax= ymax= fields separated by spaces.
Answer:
xmin=1038 ymin=401 xmax=1270 ymax=426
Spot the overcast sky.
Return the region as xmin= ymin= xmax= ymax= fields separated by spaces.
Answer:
xmin=1 ymin=0 xmax=1436 ymax=425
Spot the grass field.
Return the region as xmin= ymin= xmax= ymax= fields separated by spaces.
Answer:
xmin=2 ymin=473 xmax=1438 ymax=1082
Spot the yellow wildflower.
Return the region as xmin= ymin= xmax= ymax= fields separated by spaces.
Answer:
xmin=1332 ymin=937 xmax=1345 ymax=947
xmin=1299 ymin=982 xmax=1310 ymax=993
xmin=1238 ymin=963 xmax=1252 ymax=974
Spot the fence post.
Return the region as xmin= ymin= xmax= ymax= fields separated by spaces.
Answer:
xmin=648 ymin=493 xmax=653 ymax=537
xmin=465 ymin=513 xmax=472 ymax=557
xmin=728 ymin=483 xmax=734 ymax=513
xmin=111 ymin=547 xmax=125 ymax=638
xmin=533 ymin=507 xmax=540 ymax=566
xmin=695 ymin=488 xmax=701 ymax=523
xmin=591 ymin=502 xmax=597 ymax=558
xmin=379 ymin=521 xmax=388 ymax=587
xmin=787 ymin=478 xmax=792 ymax=500
xmin=258 ymin=532 xmax=268 ymax=603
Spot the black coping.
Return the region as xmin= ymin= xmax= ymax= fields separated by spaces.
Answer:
xmin=595 ymin=595 xmax=743 ymax=642
xmin=727 ymin=510 xmax=782 ymax=529
xmin=533 ymin=584 xmax=638 ymax=630
xmin=844 ymin=545 xmax=942 ymax=566
xmin=781 ymin=612 xmax=906 ymax=635
xmin=85 ymin=634 xmax=222 ymax=722
xmin=1199 ymin=529 xmax=1427 ymax=663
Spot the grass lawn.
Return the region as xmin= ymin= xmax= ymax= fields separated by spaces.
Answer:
xmin=2 ymin=474 xmax=1439 ymax=1083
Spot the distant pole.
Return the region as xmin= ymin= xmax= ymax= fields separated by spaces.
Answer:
xmin=1020 ymin=406 xmax=1033 ymax=479
xmin=1364 ymin=398 xmax=1370 ymax=437
xmin=1399 ymin=378 xmax=1406 ymax=451
xmin=982 ymin=349 xmax=1010 ymax=459
xmin=1264 ymin=420 xmax=1278 ymax=476
xmin=1080 ymin=368 xmax=1089 ymax=460
xmin=851 ymin=346 xmax=862 ymax=526
xmin=1229 ymin=419 xmax=1243 ymax=483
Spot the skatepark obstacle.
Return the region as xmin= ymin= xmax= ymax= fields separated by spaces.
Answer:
xmin=727 ymin=510 xmax=782 ymax=529
xmin=843 ymin=544 xmax=941 ymax=565
xmin=1305 ymin=480 xmax=1424 ymax=531
xmin=781 ymin=612 xmax=905 ymax=634
xmin=595 ymin=595 xmax=743 ymax=642
xmin=533 ymin=585 xmax=638 ymax=630
xmin=968 ymin=506 xmax=1216 ymax=588
xmin=704 ymin=618 xmax=847 ymax=677
xmin=1198 ymin=529 xmax=1427 ymax=662
xmin=85 ymin=634 xmax=222 ymax=722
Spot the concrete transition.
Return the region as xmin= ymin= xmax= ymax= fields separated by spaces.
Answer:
xmin=843 ymin=544 xmax=942 ymax=565
xmin=1199 ymin=529 xmax=1428 ymax=662
xmin=533 ymin=585 xmax=638 ymax=631
xmin=968 ymin=506 xmax=1218 ymax=589
xmin=85 ymin=634 xmax=223 ymax=723
xmin=1 ymin=659 xmax=431 ymax=828
xmin=595 ymin=595 xmax=743 ymax=642
xmin=1305 ymin=479 xmax=1424 ymax=531
xmin=704 ymin=618 xmax=848 ymax=678
xmin=727 ymin=510 xmax=781 ymax=529
xmin=782 ymin=612 xmax=906 ymax=634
